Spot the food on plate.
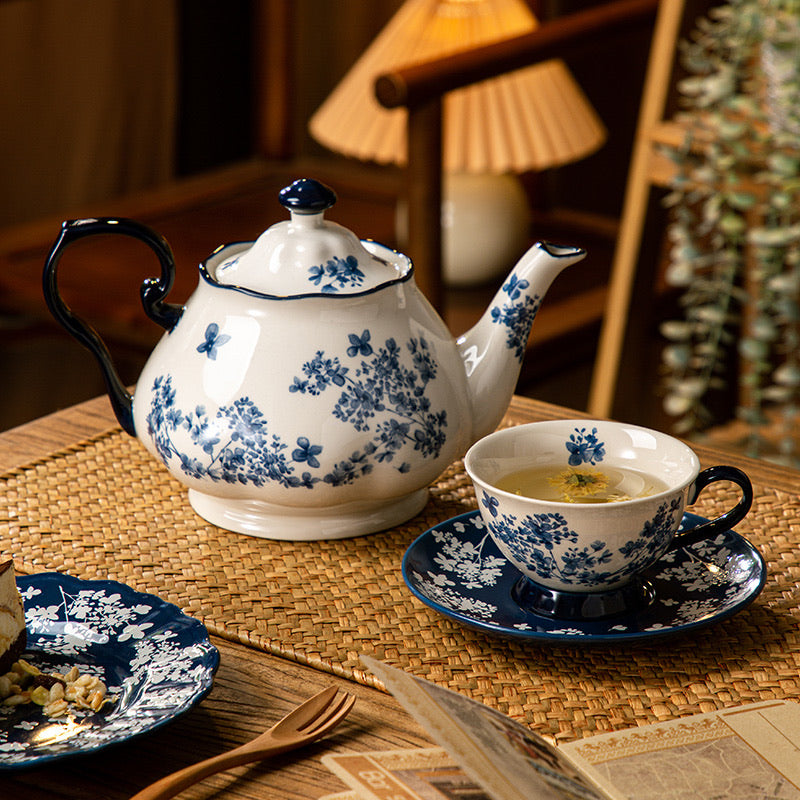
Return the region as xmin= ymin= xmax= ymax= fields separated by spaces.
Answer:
xmin=0 ymin=562 xmax=113 ymax=717
xmin=0 ymin=560 xmax=26 ymax=674
xmin=1 ymin=660 xmax=112 ymax=717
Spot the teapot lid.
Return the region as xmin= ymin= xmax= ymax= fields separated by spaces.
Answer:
xmin=210 ymin=178 xmax=410 ymax=297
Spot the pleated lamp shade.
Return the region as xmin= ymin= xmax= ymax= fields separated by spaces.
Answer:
xmin=309 ymin=0 xmax=607 ymax=174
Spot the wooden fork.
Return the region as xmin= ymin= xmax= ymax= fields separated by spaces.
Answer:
xmin=130 ymin=686 xmax=355 ymax=800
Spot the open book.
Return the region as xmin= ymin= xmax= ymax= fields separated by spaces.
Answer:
xmin=321 ymin=656 xmax=800 ymax=800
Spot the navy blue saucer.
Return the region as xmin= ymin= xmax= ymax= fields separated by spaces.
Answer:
xmin=402 ymin=511 xmax=765 ymax=643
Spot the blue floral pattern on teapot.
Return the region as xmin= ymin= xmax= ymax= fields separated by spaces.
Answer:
xmin=307 ymin=255 xmax=365 ymax=293
xmin=145 ymin=326 xmax=448 ymax=489
xmin=490 ymin=274 xmax=542 ymax=362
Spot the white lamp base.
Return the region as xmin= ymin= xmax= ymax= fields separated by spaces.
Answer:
xmin=397 ymin=172 xmax=531 ymax=287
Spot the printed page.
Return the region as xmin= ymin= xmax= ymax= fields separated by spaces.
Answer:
xmin=361 ymin=655 xmax=612 ymax=800
xmin=562 ymin=700 xmax=800 ymax=800
xmin=322 ymin=746 xmax=492 ymax=800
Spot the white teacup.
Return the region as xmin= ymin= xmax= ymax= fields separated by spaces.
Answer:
xmin=464 ymin=420 xmax=752 ymax=615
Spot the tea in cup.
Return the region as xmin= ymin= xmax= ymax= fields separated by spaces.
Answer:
xmin=464 ymin=420 xmax=753 ymax=618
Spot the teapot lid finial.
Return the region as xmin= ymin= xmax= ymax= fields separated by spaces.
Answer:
xmin=210 ymin=177 xmax=410 ymax=297
xmin=278 ymin=178 xmax=336 ymax=215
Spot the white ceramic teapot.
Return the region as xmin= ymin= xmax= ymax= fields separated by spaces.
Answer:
xmin=43 ymin=179 xmax=586 ymax=540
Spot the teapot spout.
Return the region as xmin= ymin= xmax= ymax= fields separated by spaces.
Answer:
xmin=458 ymin=241 xmax=586 ymax=442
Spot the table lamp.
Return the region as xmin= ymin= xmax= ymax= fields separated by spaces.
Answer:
xmin=309 ymin=0 xmax=606 ymax=286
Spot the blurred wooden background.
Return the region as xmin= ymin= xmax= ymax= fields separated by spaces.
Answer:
xmin=0 ymin=0 xmax=656 ymax=430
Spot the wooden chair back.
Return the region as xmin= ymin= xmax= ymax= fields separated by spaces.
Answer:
xmin=373 ymin=0 xmax=660 ymax=311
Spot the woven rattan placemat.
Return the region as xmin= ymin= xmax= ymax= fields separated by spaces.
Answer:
xmin=2 ymin=426 xmax=800 ymax=739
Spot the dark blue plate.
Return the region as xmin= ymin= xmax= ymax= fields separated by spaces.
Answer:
xmin=1 ymin=573 xmax=218 ymax=769
xmin=402 ymin=511 xmax=766 ymax=644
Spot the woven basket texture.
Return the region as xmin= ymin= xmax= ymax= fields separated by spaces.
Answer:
xmin=2 ymin=427 xmax=799 ymax=739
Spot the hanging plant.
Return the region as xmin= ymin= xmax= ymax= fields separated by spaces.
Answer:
xmin=659 ymin=0 xmax=800 ymax=461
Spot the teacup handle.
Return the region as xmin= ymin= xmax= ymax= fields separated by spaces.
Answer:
xmin=670 ymin=466 xmax=753 ymax=550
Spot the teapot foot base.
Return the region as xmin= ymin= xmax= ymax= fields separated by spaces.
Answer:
xmin=187 ymin=488 xmax=429 ymax=540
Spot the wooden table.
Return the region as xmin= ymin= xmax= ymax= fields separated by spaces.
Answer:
xmin=1 ymin=394 xmax=796 ymax=799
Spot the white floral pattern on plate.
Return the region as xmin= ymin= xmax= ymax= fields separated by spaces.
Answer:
xmin=1 ymin=573 xmax=218 ymax=769
xmin=402 ymin=511 xmax=766 ymax=643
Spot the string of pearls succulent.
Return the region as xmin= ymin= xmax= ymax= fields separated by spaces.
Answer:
xmin=659 ymin=0 xmax=800 ymax=462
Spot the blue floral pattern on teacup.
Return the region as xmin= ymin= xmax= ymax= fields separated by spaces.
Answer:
xmin=566 ymin=427 xmax=605 ymax=466
xmin=481 ymin=490 xmax=683 ymax=588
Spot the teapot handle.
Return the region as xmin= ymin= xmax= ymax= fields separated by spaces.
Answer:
xmin=42 ymin=217 xmax=183 ymax=436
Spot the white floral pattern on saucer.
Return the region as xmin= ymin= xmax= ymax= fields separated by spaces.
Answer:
xmin=402 ymin=511 xmax=766 ymax=643
xmin=0 ymin=573 xmax=218 ymax=769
